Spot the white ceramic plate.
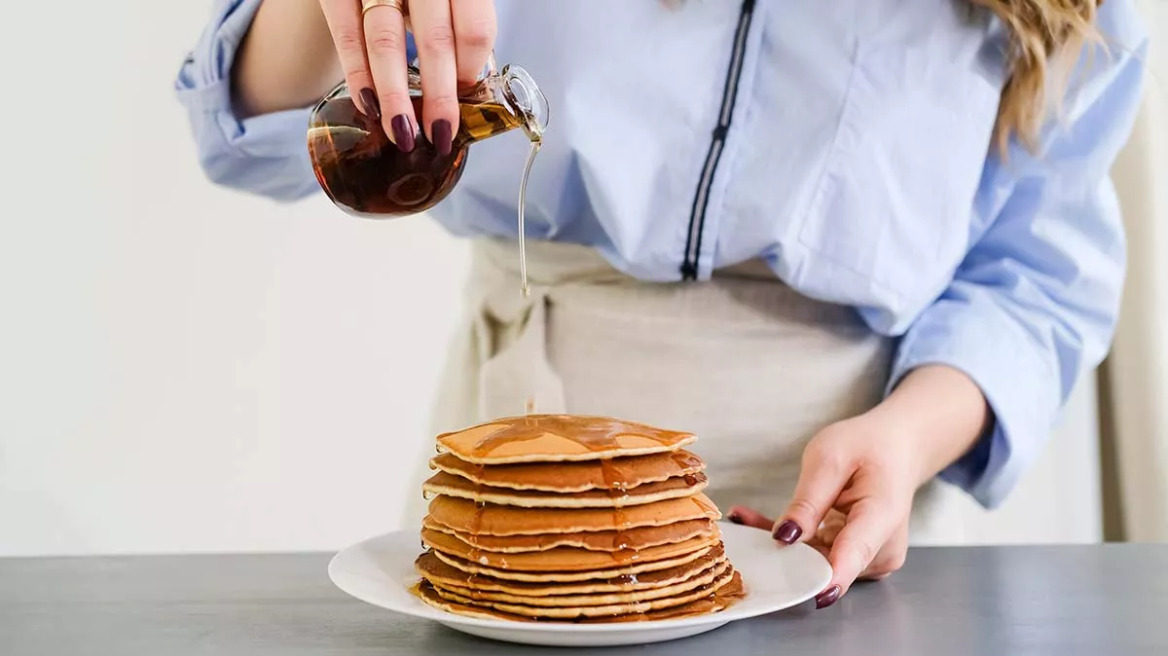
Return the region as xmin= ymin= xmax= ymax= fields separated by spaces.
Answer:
xmin=329 ymin=522 xmax=831 ymax=647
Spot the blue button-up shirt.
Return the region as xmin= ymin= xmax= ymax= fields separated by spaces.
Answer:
xmin=176 ymin=0 xmax=1148 ymax=508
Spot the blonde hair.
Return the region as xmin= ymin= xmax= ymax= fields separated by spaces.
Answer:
xmin=968 ymin=0 xmax=1101 ymax=152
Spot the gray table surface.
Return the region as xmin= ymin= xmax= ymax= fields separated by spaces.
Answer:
xmin=2 ymin=545 xmax=1166 ymax=655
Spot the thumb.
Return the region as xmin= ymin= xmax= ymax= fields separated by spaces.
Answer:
xmin=823 ymin=497 xmax=899 ymax=599
xmin=774 ymin=442 xmax=852 ymax=545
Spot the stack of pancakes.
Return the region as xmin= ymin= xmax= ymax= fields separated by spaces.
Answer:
xmin=412 ymin=414 xmax=744 ymax=622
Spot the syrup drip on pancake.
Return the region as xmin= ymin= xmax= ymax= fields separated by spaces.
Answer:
xmin=467 ymin=501 xmax=488 ymax=587
xmin=600 ymin=459 xmax=631 ymax=554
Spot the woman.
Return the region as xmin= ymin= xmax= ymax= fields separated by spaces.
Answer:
xmin=176 ymin=0 xmax=1147 ymax=609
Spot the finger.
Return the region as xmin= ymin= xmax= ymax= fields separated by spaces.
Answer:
xmin=818 ymin=498 xmax=900 ymax=609
xmin=803 ymin=534 xmax=832 ymax=561
xmin=725 ymin=506 xmax=773 ymax=531
xmin=813 ymin=508 xmax=847 ymax=546
xmin=408 ymin=0 xmax=460 ymax=154
xmin=319 ymin=0 xmax=378 ymax=117
xmin=859 ymin=521 xmax=908 ymax=580
xmin=451 ymin=0 xmax=497 ymax=88
xmin=363 ymin=1 xmax=417 ymax=151
xmin=775 ymin=440 xmax=853 ymax=545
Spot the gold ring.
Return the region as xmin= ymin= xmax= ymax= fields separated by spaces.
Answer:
xmin=362 ymin=0 xmax=405 ymax=18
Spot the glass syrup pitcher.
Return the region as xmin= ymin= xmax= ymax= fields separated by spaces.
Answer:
xmin=307 ymin=58 xmax=548 ymax=218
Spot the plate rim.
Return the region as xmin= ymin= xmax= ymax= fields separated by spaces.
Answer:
xmin=327 ymin=522 xmax=831 ymax=633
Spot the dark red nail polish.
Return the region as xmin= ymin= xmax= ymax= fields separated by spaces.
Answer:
xmin=391 ymin=114 xmax=415 ymax=153
xmin=727 ymin=512 xmax=743 ymax=525
xmin=772 ymin=519 xmax=802 ymax=544
xmin=358 ymin=88 xmax=381 ymax=121
xmin=815 ymin=585 xmax=841 ymax=609
xmin=432 ymin=119 xmax=453 ymax=156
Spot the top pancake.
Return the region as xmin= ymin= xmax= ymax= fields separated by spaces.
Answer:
xmin=435 ymin=414 xmax=697 ymax=464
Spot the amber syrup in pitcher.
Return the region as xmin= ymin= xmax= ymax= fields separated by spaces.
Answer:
xmin=307 ymin=65 xmax=548 ymax=219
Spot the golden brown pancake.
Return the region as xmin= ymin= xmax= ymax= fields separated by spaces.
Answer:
xmin=436 ymin=414 xmax=697 ymax=464
xmin=415 ymin=414 xmax=743 ymax=622
xmin=422 ymin=528 xmax=719 ymax=572
xmin=414 ymin=545 xmax=727 ymax=595
xmin=584 ymin=569 xmax=744 ymax=623
xmin=422 ymin=567 xmax=738 ymax=619
xmin=430 ymin=560 xmax=732 ymax=607
xmin=427 ymin=494 xmax=721 ymax=536
xmin=421 ymin=516 xmax=717 ymax=553
xmin=429 ymin=450 xmax=705 ymax=493
xmin=412 ymin=570 xmax=745 ymax=623
xmin=430 ymin=543 xmax=717 ymax=583
xmin=421 ymin=471 xmax=708 ymax=508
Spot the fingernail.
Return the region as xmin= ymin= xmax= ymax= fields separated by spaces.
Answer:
xmin=727 ymin=512 xmax=743 ymax=525
xmin=815 ymin=585 xmax=841 ymax=610
xmin=772 ymin=519 xmax=802 ymax=545
xmin=432 ymin=119 xmax=453 ymax=156
xmin=391 ymin=114 xmax=415 ymax=153
xmin=358 ymin=88 xmax=381 ymax=121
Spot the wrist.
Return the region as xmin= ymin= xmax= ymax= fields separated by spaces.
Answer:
xmin=234 ymin=0 xmax=342 ymax=117
xmin=868 ymin=364 xmax=990 ymax=485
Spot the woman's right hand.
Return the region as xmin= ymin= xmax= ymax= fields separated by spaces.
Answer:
xmin=318 ymin=0 xmax=497 ymax=154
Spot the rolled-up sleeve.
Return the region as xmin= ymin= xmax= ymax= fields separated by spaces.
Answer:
xmin=175 ymin=0 xmax=319 ymax=201
xmin=888 ymin=2 xmax=1148 ymax=508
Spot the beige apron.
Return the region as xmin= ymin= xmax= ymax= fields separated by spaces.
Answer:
xmin=409 ymin=238 xmax=968 ymax=545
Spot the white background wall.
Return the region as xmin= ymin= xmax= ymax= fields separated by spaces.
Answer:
xmin=0 ymin=0 xmax=469 ymax=555
xmin=0 ymin=0 xmax=1158 ymax=556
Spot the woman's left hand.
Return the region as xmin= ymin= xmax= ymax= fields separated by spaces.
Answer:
xmin=727 ymin=364 xmax=991 ymax=609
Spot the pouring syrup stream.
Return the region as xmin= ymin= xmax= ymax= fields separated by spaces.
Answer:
xmin=518 ymin=138 xmax=541 ymax=415
xmin=518 ymin=139 xmax=540 ymax=301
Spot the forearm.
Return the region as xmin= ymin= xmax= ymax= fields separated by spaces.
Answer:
xmin=232 ymin=0 xmax=342 ymax=118
xmin=870 ymin=364 xmax=991 ymax=486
